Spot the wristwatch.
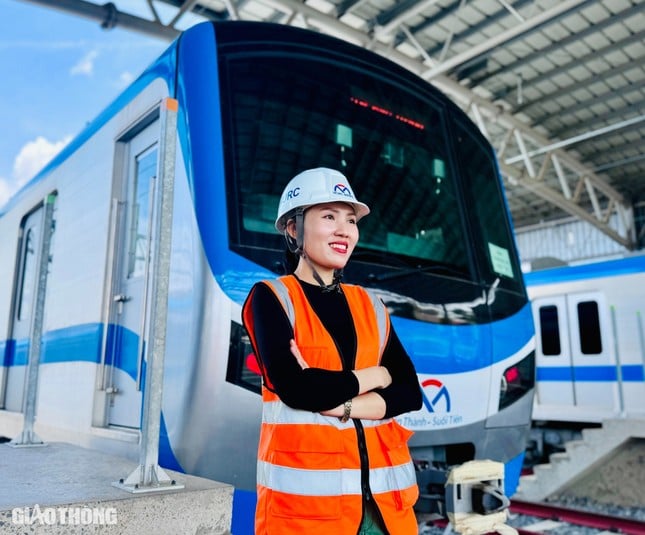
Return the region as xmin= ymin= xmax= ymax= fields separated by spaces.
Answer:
xmin=339 ymin=398 xmax=353 ymax=423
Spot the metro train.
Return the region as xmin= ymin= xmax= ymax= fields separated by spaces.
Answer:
xmin=0 ymin=21 xmax=535 ymax=531
xmin=524 ymin=255 xmax=645 ymax=460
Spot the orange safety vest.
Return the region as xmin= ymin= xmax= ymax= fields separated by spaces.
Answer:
xmin=242 ymin=275 xmax=419 ymax=535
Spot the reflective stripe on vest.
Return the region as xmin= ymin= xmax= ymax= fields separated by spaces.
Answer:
xmin=257 ymin=459 xmax=416 ymax=496
xmin=263 ymin=398 xmax=388 ymax=429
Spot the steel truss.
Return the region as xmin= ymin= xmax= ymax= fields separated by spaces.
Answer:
xmin=22 ymin=0 xmax=636 ymax=249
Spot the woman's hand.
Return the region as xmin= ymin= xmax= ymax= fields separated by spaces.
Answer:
xmin=291 ymin=340 xmax=391 ymax=391
xmin=290 ymin=339 xmax=309 ymax=369
xmin=290 ymin=339 xmax=389 ymax=420
xmin=353 ymin=366 xmax=391 ymax=393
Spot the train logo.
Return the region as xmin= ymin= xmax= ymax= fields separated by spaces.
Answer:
xmin=333 ymin=183 xmax=353 ymax=197
xmin=421 ymin=378 xmax=451 ymax=413
xmin=398 ymin=378 xmax=463 ymax=430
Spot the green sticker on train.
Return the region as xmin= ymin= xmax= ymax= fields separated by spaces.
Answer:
xmin=488 ymin=243 xmax=514 ymax=278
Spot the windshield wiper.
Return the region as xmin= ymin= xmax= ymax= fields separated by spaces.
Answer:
xmin=367 ymin=264 xmax=467 ymax=282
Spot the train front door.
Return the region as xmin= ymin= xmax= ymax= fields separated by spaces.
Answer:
xmin=566 ymin=291 xmax=618 ymax=414
xmin=533 ymin=292 xmax=618 ymax=418
xmin=106 ymin=122 xmax=159 ymax=428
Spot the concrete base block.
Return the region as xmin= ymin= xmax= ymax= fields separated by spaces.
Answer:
xmin=0 ymin=442 xmax=233 ymax=534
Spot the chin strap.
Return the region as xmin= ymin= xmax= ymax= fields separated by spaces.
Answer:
xmin=305 ymin=257 xmax=342 ymax=293
xmin=329 ymin=268 xmax=344 ymax=292
xmin=284 ymin=208 xmax=304 ymax=255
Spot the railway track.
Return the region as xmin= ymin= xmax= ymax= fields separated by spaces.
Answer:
xmin=509 ymin=499 xmax=645 ymax=535
xmin=419 ymin=499 xmax=645 ymax=534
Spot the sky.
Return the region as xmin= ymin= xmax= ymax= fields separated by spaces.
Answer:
xmin=0 ymin=0 xmax=199 ymax=208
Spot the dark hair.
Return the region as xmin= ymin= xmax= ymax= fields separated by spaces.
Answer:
xmin=283 ymin=249 xmax=299 ymax=274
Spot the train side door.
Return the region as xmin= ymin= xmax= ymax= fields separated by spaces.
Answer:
xmin=3 ymin=206 xmax=44 ymax=412
xmin=105 ymin=122 xmax=159 ymax=428
xmin=566 ymin=291 xmax=618 ymax=413
xmin=532 ymin=296 xmax=575 ymax=408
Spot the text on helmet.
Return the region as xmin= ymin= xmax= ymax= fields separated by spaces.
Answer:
xmin=285 ymin=187 xmax=301 ymax=200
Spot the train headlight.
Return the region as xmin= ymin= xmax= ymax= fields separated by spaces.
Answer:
xmin=226 ymin=321 xmax=262 ymax=394
xmin=498 ymin=351 xmax=535 ymax=410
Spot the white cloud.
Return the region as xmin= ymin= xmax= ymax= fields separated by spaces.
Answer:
xmin=13 ymin=135 xmax=72 ymax=186
xmin=70 ymin=49 xmax=98 ymax=76
xmin=0 ymin=135 xmax=71 ymax=209
xmin=118 ymin=70 xmax=135 ymax=88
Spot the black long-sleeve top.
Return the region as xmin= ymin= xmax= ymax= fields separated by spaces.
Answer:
xmin=247 ymin=277 xmax=423 ymax=418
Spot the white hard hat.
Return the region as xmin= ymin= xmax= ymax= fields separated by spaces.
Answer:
xmin=275 ymin=168 xmax=370 ymax=231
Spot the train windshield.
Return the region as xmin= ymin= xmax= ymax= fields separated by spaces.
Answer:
xmin=218 ymin=26 xmax=525 ymax=317
xmin=220 ymin=47 xmax=469 ymax=277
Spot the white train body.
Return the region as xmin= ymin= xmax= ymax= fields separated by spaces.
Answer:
xmin=525 ymin=255 xmax=645 ymax=424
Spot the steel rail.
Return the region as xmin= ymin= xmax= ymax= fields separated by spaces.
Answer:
xmin=511 ymin=499 xmax=645 ymax=535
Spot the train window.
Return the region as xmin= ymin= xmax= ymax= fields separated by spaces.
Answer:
xmin=127 ymin=146 xmax=157 ymax=278
xmin=226 ymin=321 xmax=262 ymax=394
xmin=452 ymin=118 xmax=523 ymax=297
xmin=538 ymin=305 xmax=561 ymax=356
xmin=577 ymin=301 xmax=602 ymax=354
xmin=17 ymin=228 xmax=37 ymax=321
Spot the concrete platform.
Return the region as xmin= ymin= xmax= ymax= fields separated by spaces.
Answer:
xmin=514 ymin=418 xmax=645 ymax=502
xmin=0 ymin=441 xmax=233 ymax=534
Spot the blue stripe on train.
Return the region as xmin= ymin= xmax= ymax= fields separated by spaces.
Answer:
xmin=2 ymin=324 xmax=102 ymax=367
xmin=1 ymin=323 xmax=139 ymax=381
xmin=537 ymin=364 xmax=644 ymax=381
xmin=523 ymin=255 xmax=645 ymax=286
xmin=2 ymin=304 xmax=535 ymax=377
xmin=394 ymin=303 xmax=535 ymax=375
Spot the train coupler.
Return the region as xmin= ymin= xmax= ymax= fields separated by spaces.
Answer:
xmin=445 ymin=460 xmax=518 ymax=535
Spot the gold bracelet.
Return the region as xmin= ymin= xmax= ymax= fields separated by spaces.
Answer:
xmin=339 ymin=398 xmax=352 ymax=423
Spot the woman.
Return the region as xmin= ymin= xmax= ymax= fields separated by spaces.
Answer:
xmin=242 ymin=167 xmax=423 ymax=534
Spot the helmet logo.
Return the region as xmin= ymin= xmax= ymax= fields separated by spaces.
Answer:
xmin=285 ymin=186 xmax=301 ymax=200
xmin=333 ymin=183 xmax=353 ymax=197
